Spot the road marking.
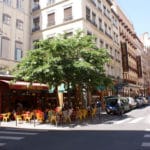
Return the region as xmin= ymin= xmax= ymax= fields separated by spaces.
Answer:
xmin=141 ymin=142 xmax=150 ymax=147
xmin=0 ymin=143 xmax=6 ymax=147
xmin=129 ymin=117 xmax=144 ymax=123
xmin=0 ymin=136 xmax=24 ymax=140
xmin=144 ymin=134 xmax=150 ymax=138
xmin=114 ymin=118 xmax=132 ymax=124
xmin=0 ymin=131 xmax=38 ymax=135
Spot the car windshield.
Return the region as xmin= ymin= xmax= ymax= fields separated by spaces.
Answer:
xmin=106 ymin=98 xmax=118 ymax=106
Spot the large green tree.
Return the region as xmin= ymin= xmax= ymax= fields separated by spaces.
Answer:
xmin=13 ymin=31 xmax=111 ymax=106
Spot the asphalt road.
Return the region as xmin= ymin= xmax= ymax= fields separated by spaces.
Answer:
xmin=0 ymin=105 xmax=150 ymax=150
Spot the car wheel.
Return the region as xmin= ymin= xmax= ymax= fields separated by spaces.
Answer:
xmin=106 ymin=108 xmax=111 ymax=114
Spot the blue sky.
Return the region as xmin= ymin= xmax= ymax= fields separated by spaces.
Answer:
xmin=117 ymin=0 xmax=150 ymax=36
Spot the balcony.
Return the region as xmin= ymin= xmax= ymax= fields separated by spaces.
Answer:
xmin=90 ymin=0 xmax=96 ymax=7
xmin=32 ymin=26 xmax=40 ymax=32
xmin=92 ymin=21 xmax=97 ymax=27
xmin=105 ymin=31 xmax=112 ymax=39
xmin=99 ymin=27 xmax=103 ymax=32
xmin=32 ymin=4 xmax=40 ymax=11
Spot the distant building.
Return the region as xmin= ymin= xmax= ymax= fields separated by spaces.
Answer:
xmin=139 ymin=32 xmax=150 ymax=96
xmin=116 ymin=3 xmax=142 ymax=96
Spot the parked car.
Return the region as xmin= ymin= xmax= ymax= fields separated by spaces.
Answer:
xmin=126 ymin=97 xmax=137 ymax=109
xmin=105 ymin=96 xmax=130 ymax=115
xmin=135 ymin=96 xmax=148 ymax=107
xmin=135 ymin=97 xmax=144 ymax=107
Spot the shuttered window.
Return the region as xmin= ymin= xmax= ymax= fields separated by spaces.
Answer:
xmin=1 ymin=37 xmax=10 ymax=59
xmin=64 ymin=7 xmax=72 ymax=21
xmin=47 ymin=13 xmax=55 ymax=26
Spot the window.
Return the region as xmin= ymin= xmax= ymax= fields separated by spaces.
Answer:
xmin=16 ymin=19 xmax=23 ymax=30
xmin=3 ymin=0 xmax=11 ymax=6
xmin=99 ymin=40 xmax=104 ymax=48
xmin=87 ymin=30 xmax=92 ymax=35
xmin=97 ymin=0 xmax=102 ymax=11
xmin=32 ymin=17 xmax=40 ymax=32
xmin=103 ymin=5 xmax=106 ymax=16
xmin=107 ymin=9 xmax=110 ymax=19
xmin=1 ymin=37 xmax=10 ymax=59
xmin=15 ymin=41 xmax=22 ymax=61
xmin=3 ymin=14 xmax=11 ymax=25
xmin=86 ymin=7 xmax=91 ymax=21
xmin=16 ymin=0 xmax=23 ymax=9
xmin=47 ymin=13 xmax=55 ymax=26
xmin=33 ymin=40 xmax=40 ymax=49
xmin=108 ymin=27 xmax=111 ymax=35
xmin=32 ymin=0 xmax=40 ymax=11
xmin=92 ymin=12 xmax=96 ymax=26
xmin=47 ymin=0 xmax=55 ymax=5
xmin=99 ymin=18 xmax=103 ymax=31
xmin=64 ymin=32 xmax=73 ymax=38
xmin=104 ymin=23 xmax=107 ymax=33
xmin=64 ymin=7 xmax=72 ymax=21
xmin=91 ymin=0 xmax=96 ymax=6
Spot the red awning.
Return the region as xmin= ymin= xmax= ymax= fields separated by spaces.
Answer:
xmin=0 ymin=80 xmax=48 ymax=90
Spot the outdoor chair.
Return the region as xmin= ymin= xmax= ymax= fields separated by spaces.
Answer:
xmin=91 ymin=107 xmax=97 ymax=119
xmin=14 ymin=114 xmax=23 ymax=123
xmin=2 ymin=112 xmax=11 ymax=122
xmin=36 ymin=112 xmax=44 ymax=123
xmin=23 ymin=112 xmax=33 ymax=122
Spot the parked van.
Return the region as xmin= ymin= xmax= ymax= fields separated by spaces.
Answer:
xmin=105 ymin=96 xmax=130 ymax=115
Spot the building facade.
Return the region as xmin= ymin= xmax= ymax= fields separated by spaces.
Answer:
xmin=0 ymin=0 xmax=149 ymax=97
xmin=140 ymin=33 xmax=150 ymax=96
xmin=115 ymin=4 xmax=144 ymax=96
xmin=31 ymin=0 xmax=123 ymax=95
xmin=0 ymin=0 xmax=31 ymax=74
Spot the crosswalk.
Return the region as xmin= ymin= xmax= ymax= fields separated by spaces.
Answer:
xmin=0 ymin=129 xmax=39 ymax=148
xmin=105 ymin=116 xmax=150 ymax=125
xmin=141 ymin=131 xmax=150 ymax=148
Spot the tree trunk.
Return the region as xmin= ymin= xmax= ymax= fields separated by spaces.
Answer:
xmin=75 ymin=84 xmax=82 ymax=107
xmin=87 ymin=86 xmax=92 ymax=107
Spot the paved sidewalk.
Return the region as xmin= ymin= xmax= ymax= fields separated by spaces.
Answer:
xmin=0 ymin=111 xmax=110 ymax=130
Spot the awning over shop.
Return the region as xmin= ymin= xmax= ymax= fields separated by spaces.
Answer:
xmin=0 ymin=80 xmax=49 ymax=90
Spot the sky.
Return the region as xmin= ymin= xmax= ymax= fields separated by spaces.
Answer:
xmin=117 ymin=0 xmax=150 ymax=36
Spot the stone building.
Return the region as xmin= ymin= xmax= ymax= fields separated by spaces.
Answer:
xmin=0 ymin=0 xmax=31 ymax=74
xmin=31 ymin=0 xmax=122 ymax=95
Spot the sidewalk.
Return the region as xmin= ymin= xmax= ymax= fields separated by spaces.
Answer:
xmin=0 ymin=111 xmax=109 ymax=131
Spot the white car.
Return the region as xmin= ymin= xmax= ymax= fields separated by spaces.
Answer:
xmin=126 ymin=97 xmax=137 ymax=109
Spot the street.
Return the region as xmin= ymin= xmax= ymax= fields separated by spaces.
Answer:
xmin=0 ymin=105 xmax=150 ymax=150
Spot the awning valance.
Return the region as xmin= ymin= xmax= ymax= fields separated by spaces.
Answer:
xmin=0 ymin=80 xmax=48 ymax=90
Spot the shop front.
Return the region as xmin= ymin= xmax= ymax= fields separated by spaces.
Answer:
xmin=0 ymin=80 xmax=49 ymax=113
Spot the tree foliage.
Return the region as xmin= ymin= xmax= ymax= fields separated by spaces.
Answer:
xmin=13 ymin=31 xmax=111 ymax=89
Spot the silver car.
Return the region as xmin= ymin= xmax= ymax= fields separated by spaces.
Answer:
xmin=126 ymin=97 xmax=137 ymax=109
